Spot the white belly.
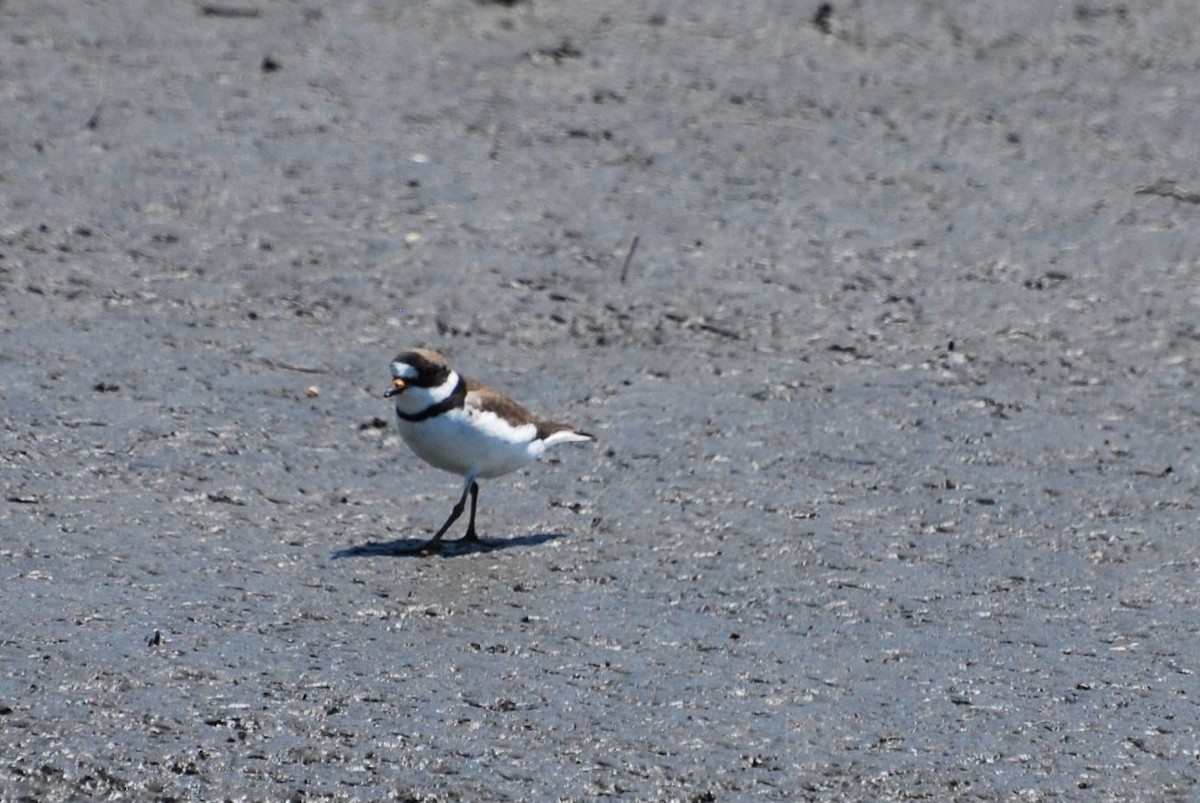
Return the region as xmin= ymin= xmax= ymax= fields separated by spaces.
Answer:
xmin=396 ymin=407 xmax=544 ymax=479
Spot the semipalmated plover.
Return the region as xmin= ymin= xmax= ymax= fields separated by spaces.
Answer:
xmin=384 ymin=348 xmax=594 ymax=553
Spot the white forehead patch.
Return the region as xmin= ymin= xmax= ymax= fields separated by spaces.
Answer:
xmin=390 ymin=362 xmax=418 ymax=380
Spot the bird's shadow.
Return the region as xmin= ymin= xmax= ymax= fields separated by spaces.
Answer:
xmin=332 ymin=531 xmax=569 ymax=559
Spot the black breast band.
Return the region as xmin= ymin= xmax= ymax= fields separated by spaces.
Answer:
xmin=395 ymin=376 xmax=467 ymax=422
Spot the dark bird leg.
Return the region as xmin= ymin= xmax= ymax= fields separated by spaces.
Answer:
xmin=417 ymin=478 xmax=474 ymax=554
xmin=455 ymin=481 xmax=481 ymax=545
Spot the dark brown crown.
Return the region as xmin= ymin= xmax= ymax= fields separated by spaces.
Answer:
xmin=392 ymin=348 xmax=452 ymax=388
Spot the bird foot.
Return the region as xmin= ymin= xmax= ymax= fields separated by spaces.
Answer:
xmin=445 ymin=531 xmax=500 ymax=552
xmin=407 ymin=538 xmax=444 ymax=556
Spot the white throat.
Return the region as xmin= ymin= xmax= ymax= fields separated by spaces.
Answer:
xmin=392 ymin=370 xmax=461 ymax=417
xmin=424 ymin=370 xmax=460 ymax=403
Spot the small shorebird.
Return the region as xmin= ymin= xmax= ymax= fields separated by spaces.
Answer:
xmin=384 ymin=348 xmax=594 ymax=553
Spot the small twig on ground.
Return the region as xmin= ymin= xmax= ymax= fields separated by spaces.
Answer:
xmin=619 ymin=235 xmax=640 ymax=284
xmin=1135 ymin=179 xmax=1200 ymax=205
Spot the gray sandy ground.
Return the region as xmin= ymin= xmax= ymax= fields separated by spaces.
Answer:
xmin=2 ymin=0 xmax=1198 ymax=800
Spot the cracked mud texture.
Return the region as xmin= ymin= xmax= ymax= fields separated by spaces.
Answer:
xmin=2 ymin=1 xmax=1199 ymax=801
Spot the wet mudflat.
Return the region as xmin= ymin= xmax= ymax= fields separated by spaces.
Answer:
xmin=2 ymin=1 xmax=1198 ymax=800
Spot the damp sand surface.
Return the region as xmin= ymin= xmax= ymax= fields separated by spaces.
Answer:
xmin=2 ymin=2 xmax=1198 ymax=800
